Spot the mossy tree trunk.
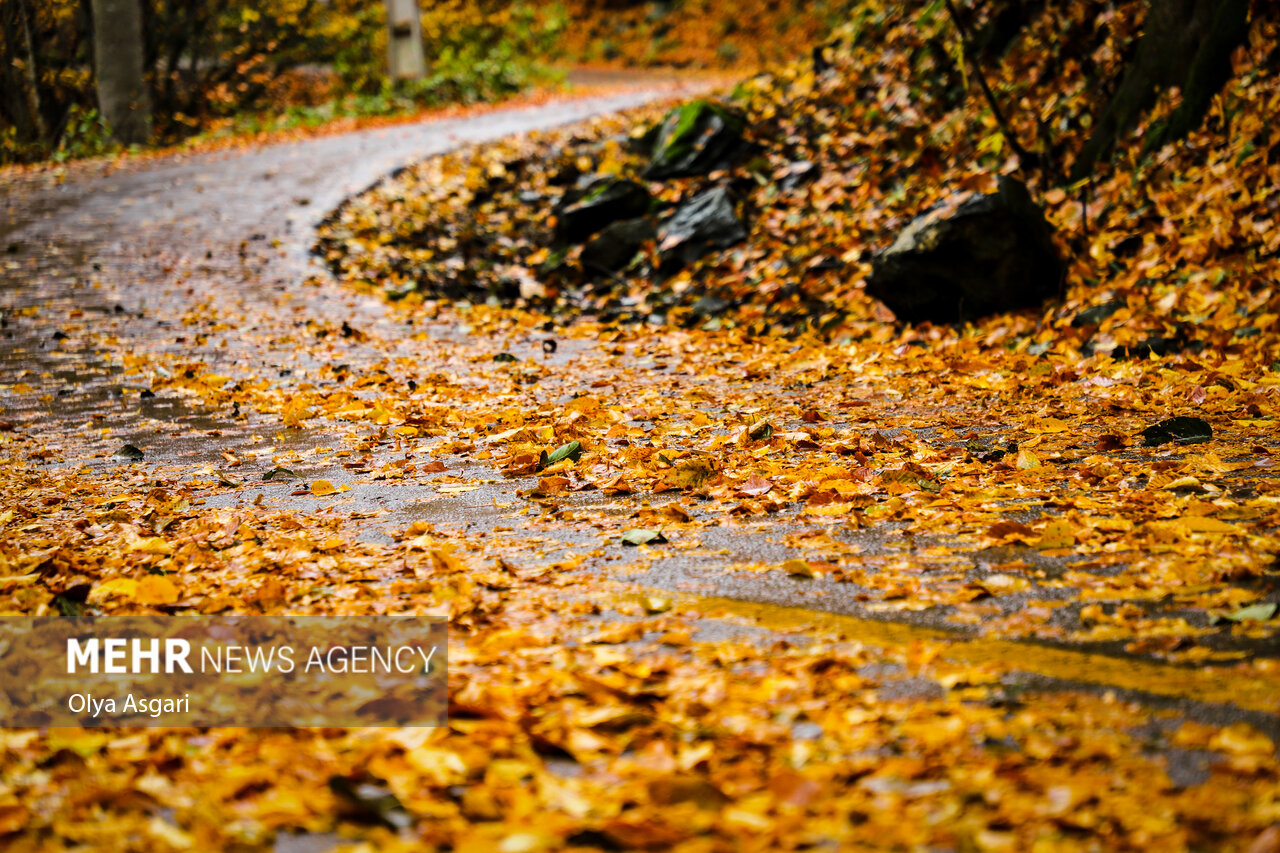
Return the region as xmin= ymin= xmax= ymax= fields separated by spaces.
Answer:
xmin=1072 ymin=0 xmax=1251 ymax=179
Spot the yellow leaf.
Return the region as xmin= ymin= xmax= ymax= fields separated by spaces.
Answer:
xmin=310 ymin=480 xmax=337 ymax=496
xmin=1035 ymin=520 xmax=1075 ymax=550
xmin=92 ymin=493 xmax=143 ymax=507
xmin=1163 ymin=476 xmax=1202 ymax=490
xmin=127 ymin=532 xmax=173 ymax=555
xmin=1178 ymin=516 xmax=1237 ymax=534
xmin=1015 ymin=450 xmax=1041 ymax=469
xmin=1209 ymin=723 xmax=1275 ymax=756
xmin=490 ymin=426 xmax=534 ymax=444
xmin=88 ymin=578 xmax=138 ymax=603
xmin=664 ymin=457 xmax=717 ymax=489
xmin=335 ymin=403 xmax=370 ymax=419
xmin=1029 ymin=417 xmax=1069 ymax=433
xmin=976 ymin=573 xmax=1030 ymax=593
xmin=643 ymin=596 xmax=672 ymax=613
xmin=783 ymin=558 xmax=814 ymax=577
xmin=431 ymin=545 xmax=465 ymax=573
xmin=135 ymin=575 xmax=179 ymax=605
xmin=805 ymin=503 xmax=853 ymax=516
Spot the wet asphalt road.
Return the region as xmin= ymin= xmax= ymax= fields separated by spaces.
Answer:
xmin=2 ymin=78 xmax=1277 ymax=750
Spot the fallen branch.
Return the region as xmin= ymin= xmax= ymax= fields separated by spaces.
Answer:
xmin=942 ymin=0 xmax=1040 ymax=175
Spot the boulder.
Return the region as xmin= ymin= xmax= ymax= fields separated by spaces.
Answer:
xmin=657 ymin=186 xmax=748 ymax=270
xmin=581 ymin=217 xmax=655 ymax=273
xmin=552 ymin=178 xmax=651 ymax=245
xmin=866 ymin=176 xmax=1063 ymax=323
xmin=776 ymin=159 xmax=819 ymax=192
xmin=642 ymin=100 xmax=747 ymax=180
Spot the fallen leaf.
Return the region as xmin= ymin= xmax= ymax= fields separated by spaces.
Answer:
xmin=621 ymin=529 xmax=667 ymax=546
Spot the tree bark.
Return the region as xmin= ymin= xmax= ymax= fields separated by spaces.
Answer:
xmin=1 ymin=0 xmax=48 ymax=144
xmin=90 ymin=0 xmax=151 ymax=144
xmin=1072 ymin=0 xmax=1250 ymax=179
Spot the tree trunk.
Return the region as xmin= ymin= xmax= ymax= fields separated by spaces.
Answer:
xmin=1 ymin=0 xmax=48 ymax=144
xmin=90 ymin=0 xmax=151 ymax=144
xmin=1072 ymin=0 xmax=1250 ymax=179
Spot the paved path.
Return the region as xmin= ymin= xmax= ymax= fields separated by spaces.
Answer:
xmin=2 ymin=81 xmax=1277 ymax=751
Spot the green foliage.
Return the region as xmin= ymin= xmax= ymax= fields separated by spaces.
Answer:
xmin=403 ymin=1 xmax=566 ymax=105
xmin=53 ymin=105 xmax=116 ymax=162
xmin=1 ymin=0 xmax=566 ymax=164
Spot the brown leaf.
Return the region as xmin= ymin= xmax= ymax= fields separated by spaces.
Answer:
xmin=986 ymin=520 xmax=1035 ymax=540
xmin=647 ymin=775 xmax=730 ymax=809
xmin=738 ymin=475 xmax=774 ymax=496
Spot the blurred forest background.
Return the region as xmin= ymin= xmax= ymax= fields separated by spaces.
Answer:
xmin=0 ymin=0 xmax=849 ymax=164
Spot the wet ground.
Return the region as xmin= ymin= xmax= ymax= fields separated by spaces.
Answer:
xmin=3 ymin=72 xmax=1278 ymax=778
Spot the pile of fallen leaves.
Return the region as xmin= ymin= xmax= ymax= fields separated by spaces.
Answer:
xmin=320 ymin=0 xmax=1280 ymax=346
xmin=4 ymin=1 xmax=1280 ymax=850
xmin=4 ymin=446 xmax=1280 ymax=850
xmin=311 ymin=0 xmax=1280 ymax=672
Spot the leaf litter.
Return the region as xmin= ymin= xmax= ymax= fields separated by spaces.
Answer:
xmin=3 ymin=1 xmax=1280 ymax=849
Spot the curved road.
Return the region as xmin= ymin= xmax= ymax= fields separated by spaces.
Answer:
xmin=2 ymin=80 xmax=1277 ymax=752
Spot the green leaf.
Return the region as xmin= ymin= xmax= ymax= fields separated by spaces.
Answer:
xmin=262 ymin=466 xmax=299 ymax=481
xmin=114 ymin=443 xmax=145 ymax=461
xmin=544 ymin=440 xmax=582 ymax=466
xmin=1222 ymin=603 xmax=1277 ymax=622
xmin=53 ymin=594 xmax=85 ymax=621
xmin=493 ymin=352 xmax=519 ymax=363
xmin=621 ymin=529 xmax=667 ymax=546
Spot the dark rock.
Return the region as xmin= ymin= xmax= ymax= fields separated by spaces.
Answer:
xmin=581 ymin=217 xmax=655 ymax=273
xmin=1112 ymin=234 xmax=1144 ymax=257
xmin=657 ymin=186 xmax=748 ymax=270
xmin=691 ymin=295 xmax=732 ymax=317
xmin=642 ymin=100 xmax=747 ymax=180
xmin=813 ymin=43 xmax=833 ymax=74
xmin=552 ymin=178 xmax=651 ymax=245
xmin=1072 ymin=299 xmax=1124 ymax=327
xmin=777 ymin=159 xmax=819 ymax=191
xmin=548 ymin=159 xmax=581 ymax=187
xmin=1141 ymin=416 xmax=1212 ymax=447
xmin=1119 ymin=335 xmax=1187 ymax=359
xmin=114 ymin=443 xmax=145 ymax=461
xmin=866 ymin=176 xmax=1063 ymax=323
xmin=1083 ymin=327 xmax=1198 ymax=360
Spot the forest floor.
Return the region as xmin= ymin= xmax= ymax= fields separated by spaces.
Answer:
xmin=1 ymin=42 xmax=1279 ymax=853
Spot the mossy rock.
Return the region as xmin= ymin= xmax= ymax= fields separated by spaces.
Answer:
xmin=552 ymin=177 xmax=652 ymax=245
xmin=656 ymin=185 xmax=747 ymax=271
xmin=581 ymin=217 xmax=656 ymax=273
xmin=642 ymin=100 xmax=747 ymax=180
